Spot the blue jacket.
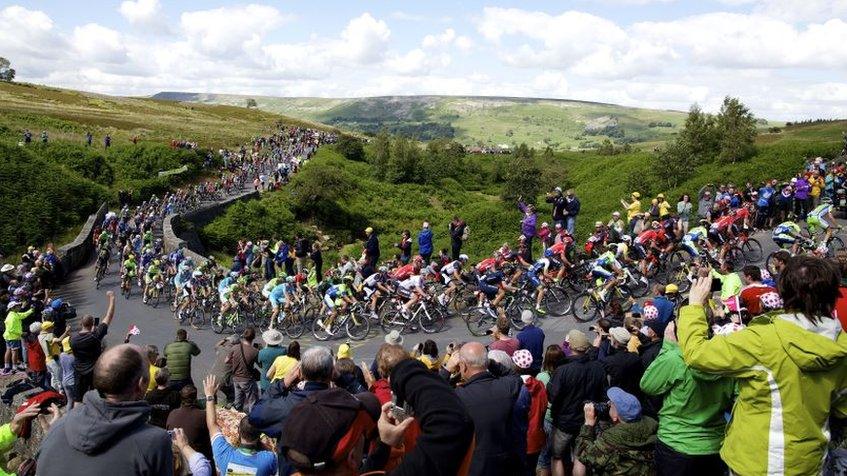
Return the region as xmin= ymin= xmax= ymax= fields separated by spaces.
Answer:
xmin=418 ymin=228 xmax=434 ymax=255
xmin=517 ymin=324 xmax=545 ymax=372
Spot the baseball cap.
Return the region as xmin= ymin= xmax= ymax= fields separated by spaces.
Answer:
xmin=607 ymin=387 xmax=642 ymax=423
xmin=50 ymin=299 xmax=64 ymax=310
xmin=280 ymin=388 xmax=378 ymax=472
xmin=664 ymin=283 xmax=678 ymax=294
xmin=608 ymin=327 xmax=631 ymax=346
xmin=566 ymin=329 xmax=590 ymax=352
xmin=40 ymin=321 xmax=54 ymax=332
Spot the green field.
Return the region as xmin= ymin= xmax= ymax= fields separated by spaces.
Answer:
xmin=0 ymin=82 xmax=326 ymax=256
xmin=153 ymin=92 xmax=695 ymax=150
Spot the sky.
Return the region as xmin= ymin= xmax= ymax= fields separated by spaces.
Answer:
xmin=1 ymin=0 xmax=846 ymax=120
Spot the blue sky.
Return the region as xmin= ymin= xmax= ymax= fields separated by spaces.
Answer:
xmin=1 ymin=0 xmax=846 ymax=119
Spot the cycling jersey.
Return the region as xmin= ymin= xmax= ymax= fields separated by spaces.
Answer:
xmin=591 ymin=251 xmax=620 ymax=281
xmin=441 ymin=260 xmax=461 ymax=276
xmin=773 ymin=222 xmax=801 ymax=236
xmin=635 ymin=229 xmax=667 ymax=247
xmin=399 ymin=275 xmax=423 ymax=293
xmin=363 ymin=273 xmax=385 ymax=289
xmin=809 ymin=203 xmax=832 ymax=219
xmin=262 ymin=278 xmax=280 ymax=298
xmin=326 ymin=283 xmax=348 ymax=300
xmin=269 ymin=284 xmax=290 ymax=308
xmin=478 ymin=271 xmax=505 ymax=298
xmin=391 ymin=263 xmax=415 ymax=280
xmin=123 ymin=259 xmax=137 ymax=276
xmin=685 ymin=226 xmax=708 ymax=242
xmin=476 ymin=258 xmax=497 ymax=273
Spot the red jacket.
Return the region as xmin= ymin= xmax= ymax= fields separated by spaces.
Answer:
xmin=523 ymin=376 xmax=548 ymax=454
xmin=835 ymin=287 xmax=847 ymax=331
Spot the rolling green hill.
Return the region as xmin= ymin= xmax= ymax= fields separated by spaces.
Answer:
xmin=153 ymin=92 xmax=695 ymax=150
xmin=0 ymin=81 xmax=325 ymax=256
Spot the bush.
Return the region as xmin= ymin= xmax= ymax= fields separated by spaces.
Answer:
xmin=0 ymin=142 xmax=108 ymax=255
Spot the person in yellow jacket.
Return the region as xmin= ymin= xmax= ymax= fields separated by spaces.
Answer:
xmin=679 ymin=256 xmax=847 ymax=476
xmin=0 ymin=403 xmax=43 ymax=475
xmin=620 ymin=192 xmax=642 ymax=234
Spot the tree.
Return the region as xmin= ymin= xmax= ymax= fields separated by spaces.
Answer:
xmin=652 ymin=139 xmax=695 ymax=189
xmin=245 ymin=98 xmax=257 ymax=108
xmin=386 ymin=136 xmax=420 ymax=183
xmin=677 ymin=104 xmax=719 ymax=163
xmin=716 ymin=96 xmax=757 ymax=164
xmin=501 ymin=143 xmax=541 ymax=204
xmin=336 ymin=135 xmax=365 ymax=162
xmin=0 ymin=57 xmax=15 ymax=82
xmin=371 ymin=130 xmax=391 ymax=180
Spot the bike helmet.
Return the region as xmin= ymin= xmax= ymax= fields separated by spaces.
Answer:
xmin=620 ymin=235 xmax=632 ymax=243
xmin=152 ymin=259 xmax=161 ymax=267
xmin=285 ymin=276 xmax=295 ymax=283
xmin=821 ymin=196 xmax=834 ymax=204
xmin=192 ymin=270 xmax=203 ymax=277
xmin=642 ymin=305 xmax=659 ymax=320
xmin=699 ymin=219 xmax=710 ymax=226
xmin=229 ymin=271 xmax=240 ymax=278
xmin=378 ymin=266 xmax=388 ymax=273
xmin=459 ymin=254 xmax=469 ymax=262
xmin=342 ymin=275 xmax=354 ymax=283
xmin=651 ymin=221 xmax=661 ymax=229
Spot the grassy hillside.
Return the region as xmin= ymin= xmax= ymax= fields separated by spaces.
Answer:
xmin=0 ymin=82 xmax=320 ymax=256
xmin=153 ymin=92 xmax=693 ymax=150
xmin=202 ymin=120 xmax=845 ymax=263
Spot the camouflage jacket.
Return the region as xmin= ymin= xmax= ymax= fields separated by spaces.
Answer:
xmin=576 ymin=417 xmax=658 ymax=476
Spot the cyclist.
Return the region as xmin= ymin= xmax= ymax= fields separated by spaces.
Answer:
xmin=681 ymin=220 xmax=711 ymax=259
xmin=362 ymin=266 xmax=392 ymax=319
xmin=317 ymin=277 xmax=356 ymax=333
xmin=544 ymin=239 xmax=573 ymax=282
xmin=590 ymin=244 xmax=624 ymax=302
xmin=807 ymin=197 xmax=839 ymax=245
xmin=94 ymin=244 xmax=111 ymax=280
xmin=771 ymin=220 xmax=804 ymax=255
xmin=172 ymin=258 xmax=194 ymax=305
xmin=268 ymin=276 xmax=295 ymax=328
xmin=142 ymin=259 xmax=163 ymax=304
xmin=438 ymin=254 xmax=469 ymax=305
xmin=634 ymin=221 xmax=672 ymax=274
xmin=524 ymin=257 xmax=551 ymax=314
xmin=121 ymin=253 xmax=138 ymax=293
xmin=218 ymin=275 xmax=247 ymax=324
xmin=175 ymin=269 xmax=203 ymax=320
xmin=476 ymin=260 xmax=517 ymax=308
xmin=398 ymin=270 xmax=429 ymax=317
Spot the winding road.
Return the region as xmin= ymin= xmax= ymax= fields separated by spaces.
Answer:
xmin=52 ymin=217 xmax=810 ymax=381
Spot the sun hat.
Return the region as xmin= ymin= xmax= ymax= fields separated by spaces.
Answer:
xmin=607 ymin=387 xmax=642 ymax=423
xmin=664 ymin=284 xmax=678 ymax=294
xmin=520 ymin=309 xmax=534 ymax=325
xmin=384 ymin=330 xmax=404 ymax=346
xmin=365 ymin=227 xmax=374 ymax=234
xmin=262 ymin=329 xmax=284 ymax=347
xmin=631 ymin=192 xmax=641 ymax=199
xmin=512 ymin=349 xmax=533 ymax=370
xmin=609 ymin=327 xmax=632 ymax=346
xmin=566 ymin=329 xmax=590 ymax=352
xmin=6 ymin=301 xmax=21 ymax=310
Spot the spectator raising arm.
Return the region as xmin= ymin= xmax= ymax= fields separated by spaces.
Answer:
xmin=102 ymin=290 xmax=116 ymax=326
xmin=203 ymin=375 xmax=220 ymax=437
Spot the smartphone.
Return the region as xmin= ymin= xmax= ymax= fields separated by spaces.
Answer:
xmin=389 ymin=404 xmax=409 ymax=423
xmin=94 ymin=317 xmax=101 ymax=326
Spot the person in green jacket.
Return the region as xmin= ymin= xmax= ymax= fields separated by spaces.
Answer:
xmin=3 ymin=302 xmax=34 ymax=375
xmin=640 ymin=322 xmax=735 ymax=475
xmin=164 ymin=328 xmax=201 ymax=390
xmin=0 ymin=402 xmax=43 ymax=475
xmin=680 ymin=256 xmax=847 ymax=476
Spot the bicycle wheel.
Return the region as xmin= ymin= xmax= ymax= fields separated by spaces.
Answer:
xmin=466 ymin=307 xmax=497 ymax=337
xmin=449 ymin=286 xmax=475 ymax=315
xmin=828 ymin=236 xmax=846 ymax=257
xmin=282 ymin=313 xmax=305 ymax=339
xmin=543 ymin=286 xmax=572 ymax=316
xmin=150 ymin=289 xmax=160 ymax=308
xmin=211 ymin=313 xmax=226 ymax=334
xmin=625 ymin=267 xmax=650 ymax=298
xmin=190 ymin=306 xmax=206 ymax=330
xmin=419 ymin=307 xmax=445 ymax=334
xmin=572 ymin=293 xmax=600 ymax=322
xmin=345 ymin=312 xmax=371 ymax=341
xmin=507 ymin=295 xmax=533 ymax=330
xmin=741 ymin=238 xmax=764 ymax=263
xmin=311 ymin=316 xmax=333 ymax=341
xmin=725 ymin=247 xmax=745 ymax=271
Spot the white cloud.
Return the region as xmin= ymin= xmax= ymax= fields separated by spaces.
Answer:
xmin=180 ymin=4 xmax=291 ymax=57
xmin=423 ymin=28 xmax=456 ymax=48
xmin=339 ymin=13 xmax=391 ymax=63
xmin=72 ymin=24 xmax=129 ymax=64
xmin=0 ymin=5 xmax=67 ymax=60
xmin=118 ymin=0 xmax=167 ymax=29
xmin=385 ymin=49 xmax=451 ymax=75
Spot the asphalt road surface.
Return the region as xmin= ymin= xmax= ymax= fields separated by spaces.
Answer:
xmin=52 ymin=223 xmax=820 ymax=381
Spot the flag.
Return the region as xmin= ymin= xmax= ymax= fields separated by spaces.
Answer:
xmin=128 ymin=325 xmax=141 ymax=336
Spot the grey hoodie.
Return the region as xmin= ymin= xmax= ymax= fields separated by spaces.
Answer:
xmin=38 ymin=390 xmax=173 ymax=476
